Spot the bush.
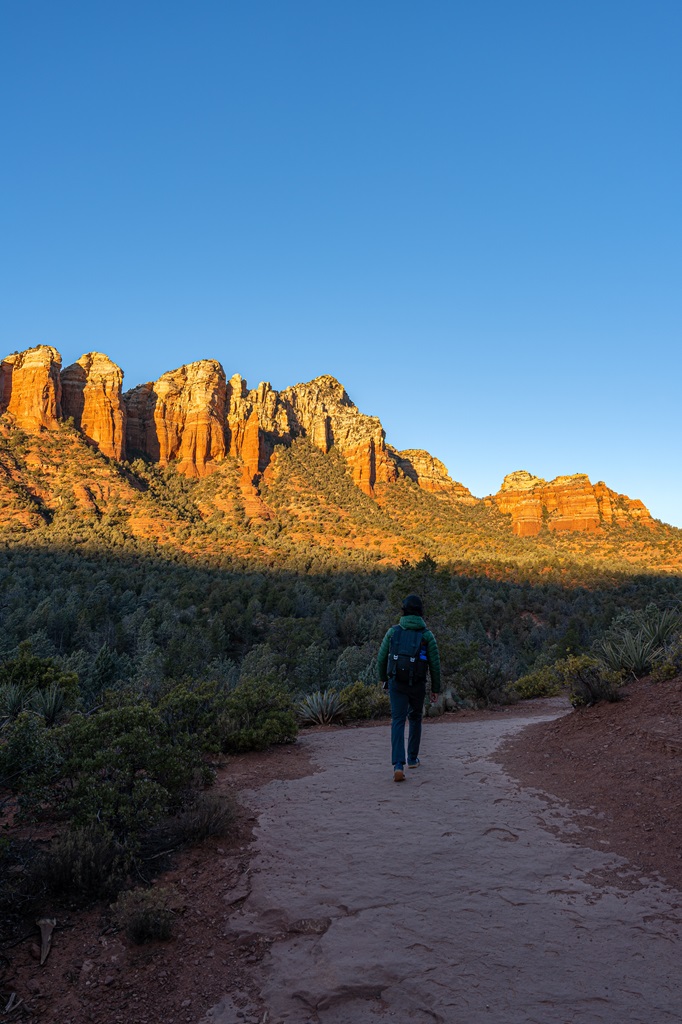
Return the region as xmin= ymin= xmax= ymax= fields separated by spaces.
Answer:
xmin=139 ymin=792 xmax=236 ymax=858
xmin=158 ymin=680 xmax=228 ymax=752
xmin=510 ymin=665 xmax=562 ymax=700
xmin=112 ymin=885 xmax=180 ymax=944
xmin=296 ymin=689 xmax=345 ymax=726
xmin=558 ymin=655 xmax=623 ymax=707
xmin=218 ymin=680 xmax=297 ymax=752
xmin=337 ymin=681 xmax=390 ymax=721
xmin=28 ymin=826 xmax=128 ymax=903
xmin=57 ymin=702 xmax=201 ymax=843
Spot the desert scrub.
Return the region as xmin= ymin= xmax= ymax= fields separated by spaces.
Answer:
xmin=57 ymin=701 xmax=201 ymax=842
xmin=559 ymin=655 xmax=623 ymax=707
xmin=510 ymin=665 xmax=562 ymax=700
xmin=28 ymin=825 xmax=128 ymax=903
xmin=337 ymin=681 xmax=390 ymax=721
xmin=112 ymin=885 xmax=180 ymax=944
xmin=296 ymin=689 xmax=345 ymax=726
xmin=218 ymin=680 xmax=297 ymax=752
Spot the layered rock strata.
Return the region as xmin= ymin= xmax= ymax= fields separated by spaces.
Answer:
xmin=61 ymin=352 xmax=126 ymax=460
xmin=494 ymin=471 xmax=655 ymax=536
xmin=226 ymin=373 xmax=397 ymax=494
xmin=394 ymin=449 xmax=476 ymax=502
xmin=0 ymin=345 xmax=62 ymax=431
xmin=123 ymin=360 xmax=227 ymax=477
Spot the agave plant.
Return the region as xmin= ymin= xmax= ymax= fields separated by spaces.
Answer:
xmin=32 ymin=684 xmax=66 ymax=727
xmin=296 ymin=689 xmax=345 ymax=726
xmin=0 ymin=683 xmax=33 ymax=725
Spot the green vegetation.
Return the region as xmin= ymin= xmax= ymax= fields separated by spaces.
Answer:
xmin=296 ymin=689 xmax=345 ymax=726
xmin=1 ymin=425 xmax=681 ymax=932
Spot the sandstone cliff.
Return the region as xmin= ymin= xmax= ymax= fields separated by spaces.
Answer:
xmin=394 ymin=449 xmax=476 ymax=502
xmin=0 ymin=345 xmax=660 ymax=537
xmin=226 ymin=373 xmax=397 ymax=495
xmin=0 ymin=345 xmax=62 ymax=431
xmin=494 ymin=470 xmax=655 ymax=536
xmin=123 ymin=360 xmax=227 ymax=477
xmin=61 ymin=352 xmax=126 ymax=461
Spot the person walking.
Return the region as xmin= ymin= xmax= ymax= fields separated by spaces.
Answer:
xmin=377 ymin=593 xmax=441 ymax=782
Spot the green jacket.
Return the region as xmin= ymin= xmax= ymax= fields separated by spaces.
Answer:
xmin=377 ymin=615 xmax=441 ymax=692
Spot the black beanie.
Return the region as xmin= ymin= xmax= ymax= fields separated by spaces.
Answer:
xmin=402 ymin=593 xmax=423 ymax=616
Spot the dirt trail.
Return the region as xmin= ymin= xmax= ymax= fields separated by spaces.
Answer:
xmin=204 ymin=716 xmax=681 ymax=1024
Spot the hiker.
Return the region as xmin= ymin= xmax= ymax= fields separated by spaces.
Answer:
xmin=377 ymin=593 xmax=441 ymax=782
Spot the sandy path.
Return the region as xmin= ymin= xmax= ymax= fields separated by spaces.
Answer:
xmin=205 ymin=717 xmax=682 ymax=1024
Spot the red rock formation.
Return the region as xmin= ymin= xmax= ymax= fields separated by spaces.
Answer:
xmin=225 ymin=373 xmax=398 ymax=495
xmin=0 ymin=345 xmax=62 ymax=431
xmin=494 ymin=471 xmax=655 ymax=536
xmin=394 ymin=449 xmax=476 ymax=502
xmin=61 ymin=352 xmax=126 ymax=460
xmin=123 ymin=360 xmax=227 ymax=477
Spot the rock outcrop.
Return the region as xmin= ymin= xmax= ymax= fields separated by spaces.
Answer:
xmin=123 ymin=360 xmax=227 ymax=477
xmin=394 ymin=449 xmax=476 ymax=502
xmin=0 ymin=345 xmax=62 ymax=431
xmin=61 ymin=352 xmax=126 ymax=460
xmin=226 ymin=374 xmax=397 ymax=495
xmin=494 ymin=470 xmax=655 ymax=536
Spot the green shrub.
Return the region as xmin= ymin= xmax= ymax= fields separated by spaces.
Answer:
xmin=510 ymin=665 xmax=562 ymax=700
xmin=0 ymin=643 xmax=79 ymax=705
xmin=57 ymin=702 xmax=200 ymax=842
xmin=140 ymin=792 xmax=236 ymax=857
xmin=158 ymin=680 xmax=228 ymax=752
xmin=337 ymin=681 xmax=390 ymax=721
xmin=112 ymin=885 xmax=179 ymax=944
xmin=558 ymin=655 xmax=623 ymax=707
xmin=296 ymin=689 xmax=345 ymax=726
xmin=0 ymin=712 xmax=62 ymax=795
xmin=28 ymin=826 xmax=127 ymax=903
xmin=218 ymin=680 xmax=297 ymax=752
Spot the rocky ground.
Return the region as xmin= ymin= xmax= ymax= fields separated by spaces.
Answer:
xmin=1 ymin=677 xmax=680 ymax=1023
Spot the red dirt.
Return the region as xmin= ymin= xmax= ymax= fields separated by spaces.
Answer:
xmin=496 ymin=674 xmax=682 ymax=890
xmin=1 ymin=681 xmax=681 ymax=1023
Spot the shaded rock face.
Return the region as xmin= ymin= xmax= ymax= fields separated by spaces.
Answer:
xmin=61 ymin=353 xmax=126 ymax=460
xmin=0 ymin=346 xmax=62 ymax=431
xmin=494 ymin=471 xmax=655 ymax=536
xmin=394 ymin=449 xmax=476 ymax=502
xmin=123 ymin=361 xmax=227 ymax=477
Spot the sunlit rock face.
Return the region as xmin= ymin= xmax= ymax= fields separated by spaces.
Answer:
xmin=394 ymin=449 xmax=476 ymax=502
xmin=61 ymin=352 xmax=126 ymax=460
xmin=494 ymin=471 xmax=655 ymax=536
xmin=123 ymin=360 xmax=227 ymax=477
xmin=0 ymin=345 xmax=62 ymax=431
xmin=226 ymin=373 xmax=397 ymax=494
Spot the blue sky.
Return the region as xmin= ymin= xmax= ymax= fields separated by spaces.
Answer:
xmin=1 ymin=1 xmax=680 ymax=527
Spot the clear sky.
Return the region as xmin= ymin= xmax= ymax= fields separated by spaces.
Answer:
xmin=1 ymin=1 xmax=680 ymax=527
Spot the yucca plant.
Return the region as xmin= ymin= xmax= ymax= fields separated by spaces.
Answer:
xmin=32 ymin=684 xmax=66 ymax=727
xmin=640 ymin=608 xmax=681 ymax=648
xmin=595 ymin=632 xmax=662 ymax=679
xmin=0 ymin=683 xmax=33 ymax=725
xmin=296 ymin=689 xmax=345 ymax=726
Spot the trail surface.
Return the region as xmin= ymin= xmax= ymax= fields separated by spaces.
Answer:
xmin=205 ymin=716 xmax=681 ymax=1024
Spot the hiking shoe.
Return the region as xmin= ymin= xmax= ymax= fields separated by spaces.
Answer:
xmin=407 ymin=758 xmax=420 ymax=769
xmin=393 ymin=765 xmax=405 ymax=782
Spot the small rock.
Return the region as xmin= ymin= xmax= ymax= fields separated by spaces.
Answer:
xmin=29 ymin=943 xmax=41 ymax=961
xmin=104 ymin=976 xmax=115 ymax=986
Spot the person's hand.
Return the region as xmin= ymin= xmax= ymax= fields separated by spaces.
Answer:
xmin=429 ymin=691 xmax=438 ymax=704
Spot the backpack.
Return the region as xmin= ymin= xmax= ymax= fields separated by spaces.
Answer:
xmin=387 ymin=626 xmax=429 ymax=691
